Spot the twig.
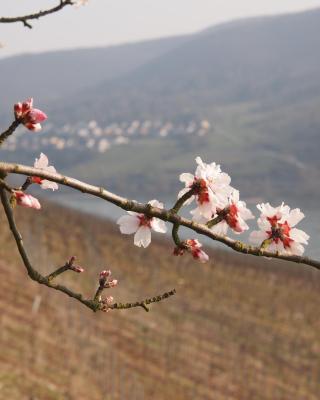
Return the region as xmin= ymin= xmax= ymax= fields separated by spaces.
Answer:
xmin=0 ymin=178 xmax=13 ymax=193
xmin=206 ymin=213 xmax=225 ymax=228
xmin=0 ymin=1 xmax=74 ymax=29
xmin=170 ymin=189 xmax=194 ymax=213
xmin=0 ymin=120 xmax=21 ymax=147
xmin=171 ymin=190 xmax=194 ymax=248
xmin=111 ymin=289 xmax=177 ymax=312
xmin=0 ymin=161 xmax=319 ymax=271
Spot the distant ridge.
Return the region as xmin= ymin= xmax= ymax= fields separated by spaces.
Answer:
xmin=1 ymin=7 xmax=320 ymax=206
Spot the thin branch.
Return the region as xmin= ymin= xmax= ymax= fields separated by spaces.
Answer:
xmin=0 ymin=178 xmax=13 ymax=193
xmin=0 ymin=187 xmax=175 ymax=312
xmin=170 ymin=189 xmax=194 ymax=213
xmin=0 ymin=161 xmax=319 ymax=271
xmin=111 ymin=289 xmax=177 ymax=312
xmin=0 ymin=119 xmax=21 ymax=147
xmin=206 ymin=213 xmax=225 ymax=228
xmin=0 ymin=1 xmax=74 ymax=29
xmin=171 ymin=190 xmax=194 ymax=248
xmin=172 ymin=222 xmax=183 ymax=247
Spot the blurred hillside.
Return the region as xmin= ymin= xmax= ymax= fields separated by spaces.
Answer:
xmin=1 ymin=8 xmax=320 ymax=206
xmin=0 ymin=202 xmax=320 ymax=399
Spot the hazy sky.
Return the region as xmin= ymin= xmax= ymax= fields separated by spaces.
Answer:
xmin=1 ymin=0 xmax=319 ymax=58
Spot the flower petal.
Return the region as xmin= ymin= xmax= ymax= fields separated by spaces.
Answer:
xmin=117 ymin=215 xmax=139 ymax=234
xmin=41 ymin=180 xmax=59 ymax=191
xmin=34 ymin=153 xmax=49 ymax=169
xmin=151 ymin=218 xmax=167 ymax=233
xmin=134 ymin=226 xmax=151 ymax=248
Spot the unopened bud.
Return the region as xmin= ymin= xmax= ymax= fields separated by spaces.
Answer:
xmin=71 ymin=266 xmax=84 ymax=273
xmin=99 ymin=269 xmax=111 ymax=286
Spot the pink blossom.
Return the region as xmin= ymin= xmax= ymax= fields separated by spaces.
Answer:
xmin=99 ymin=270 xmax=111 ymax=279
xmin=14 ymin=98 xmax=47 ymax=131
xmin=249 ymin=202 xmax=309 ymax=256
xmin=13 ymin=191 xmax=41 ymax=210
xmin=33 ymin=153 xmax=58 ymax=190
xmin=174 ymin=239 xmax=209 ymax=263
xmin=186 ymin=239 xmax=209 ymax=263
xmin=178 ymin=157 xmax=232 ymax=220
xmin=117 ymin=199 xmax=167 ymax=248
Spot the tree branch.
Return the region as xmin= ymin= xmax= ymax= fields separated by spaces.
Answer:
xmin=0 ymin=1 xmax=74 ymax=29
xmin=0 ymin=187 xmax=175 ymax=312
xmin=0 ymin=161 xmax=319 ymax=271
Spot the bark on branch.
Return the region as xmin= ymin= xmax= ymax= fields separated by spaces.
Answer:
xmin=0 ymin=161 xmax=319 ymax=271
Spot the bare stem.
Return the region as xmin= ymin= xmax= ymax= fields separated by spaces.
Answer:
xmin=0 ymin=120 xmax=21 ymax=147
xmin=206 ymin=213 xmax=225 ymax=229
xmin=111 ymin=289 xmax=177 ymax=312
xmin=46 ymin=265 xmax=70 ymax=281
xmin=0 ymin=1 xmax=74 ymax=29
xmin=171 ymin=189 xmax=194 ymax=213
xmin=0 ymin=178 xmax=13 ymax=193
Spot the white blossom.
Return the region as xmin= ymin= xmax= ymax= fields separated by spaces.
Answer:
xmin=117 ymin=200 xmax=167 ymax=248
xmin=249 ymin=202 xmax=309 ymax=256
xmin=178 ymin=157 xmax=233 ymax=220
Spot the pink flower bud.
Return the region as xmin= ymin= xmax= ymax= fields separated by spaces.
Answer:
xmin=71 ymin=266 xmax=84 ymax=273
xmin=14 ymin=102 xmax=23 ymax=118
xmin=13 ymin=98 xmax=47 ymax=131
xmin=99 ymin=270 xmax=111 ymax=279
xmin=99 ymin=269 xmax=111 ymax=286
xmin=25 ymin=109 xmax=47 ymax=124
xmin=14 ymin=98 xmax=33 ymax=119
xmin=183 ymin=239 xmax=209 ymax=263
xmin=68 ymin=256 xmax=76 ymax=265
xmin=14 ymin=191 xmax=41 ymax=210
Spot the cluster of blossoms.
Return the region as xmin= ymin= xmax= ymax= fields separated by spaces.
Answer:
xmin=97 ymin=270 xmax=118 ymax=312
xmin=11 ymin=99 xmax=56 ymax=209
xmin=12 ymin=152 xmax=58 ymax=210
xmin=179 ymin=157 xmax=254 ymax=233
xmin=117 ymin=156 xmax=309 ymax=262
xmin=173 ymin=157 xmax=255 ymax=261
